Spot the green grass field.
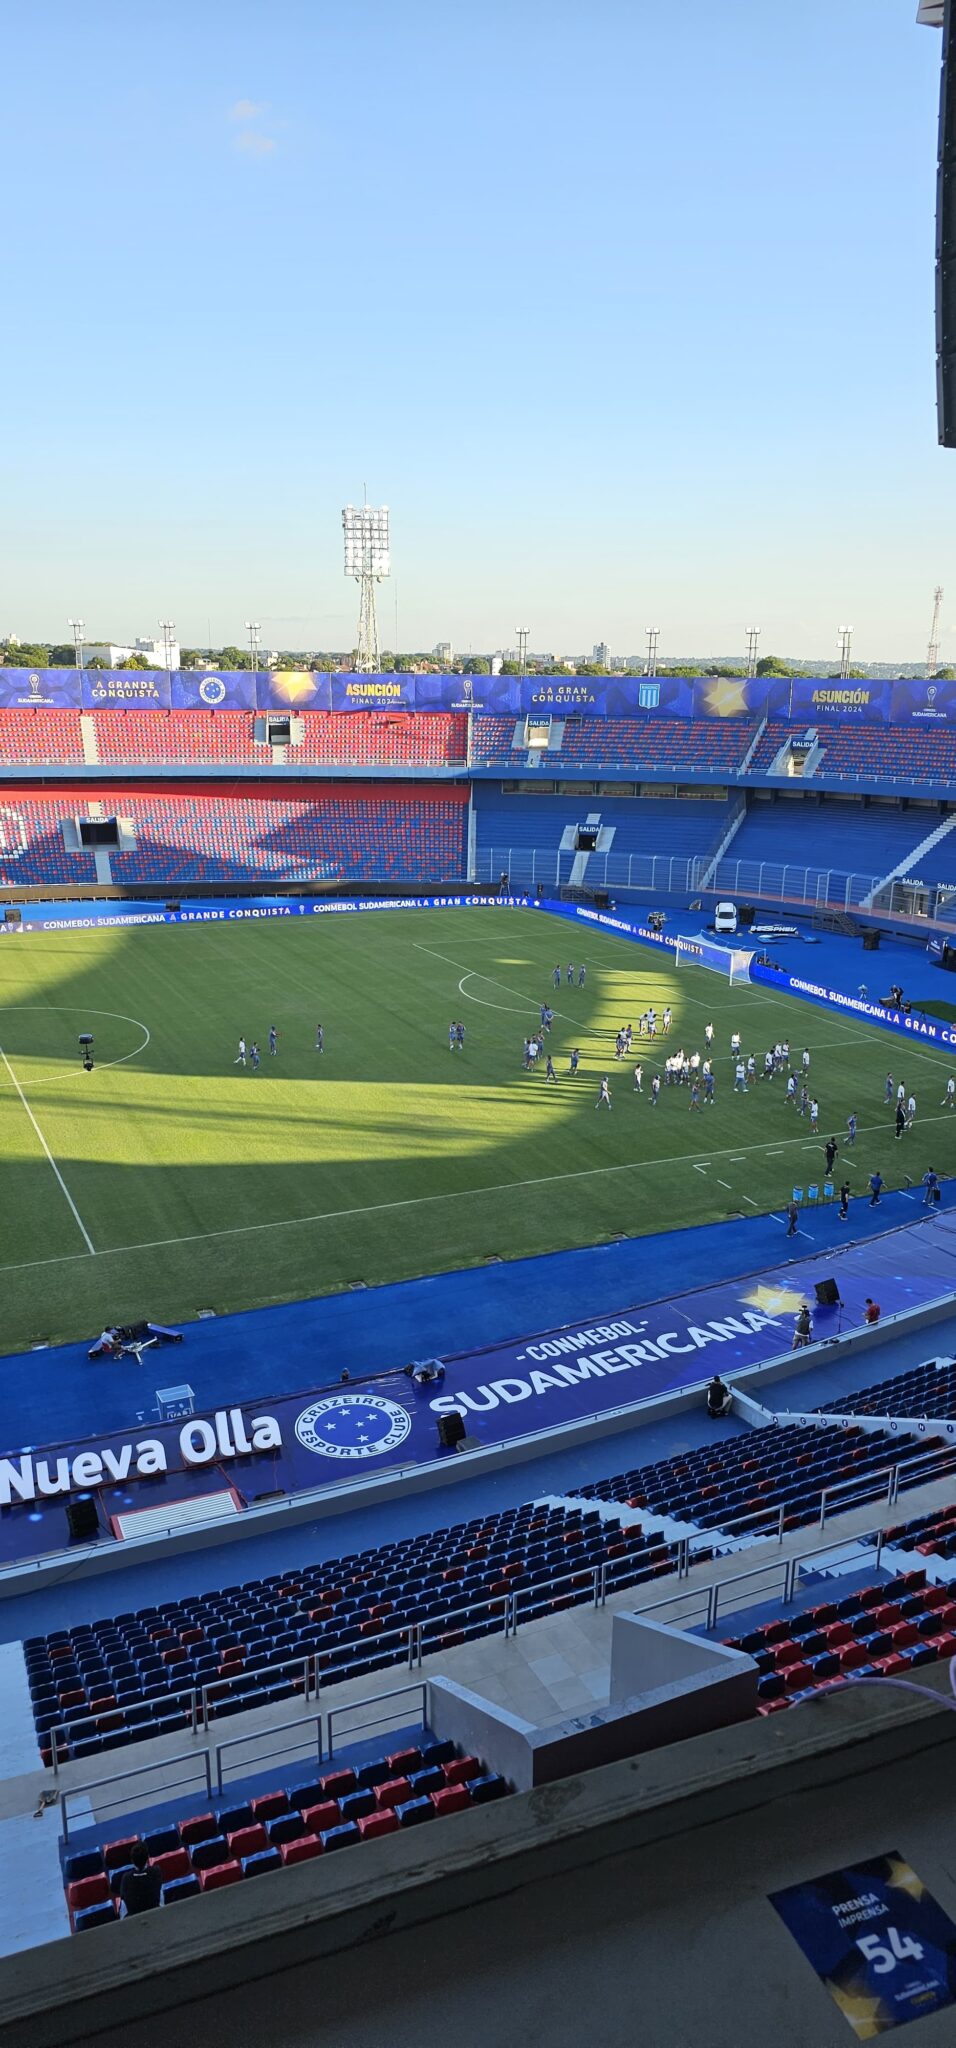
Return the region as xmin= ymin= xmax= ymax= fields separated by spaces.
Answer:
xmin=1 ymin=907 xmax=954 ymax=1353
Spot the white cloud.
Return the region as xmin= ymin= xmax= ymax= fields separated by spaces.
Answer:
xmin=235 ymin=131 xmax=276 ymax=157
xmin=229 ymin=98 xmax=267 ymax=122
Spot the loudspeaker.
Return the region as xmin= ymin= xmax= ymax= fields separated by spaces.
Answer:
xmin=437 ymin=1410 xmax=467 ymax=1448
xmin=3 ymin=907 xmax=21 ymax=925
xmin=939 ymin=2 xmax=956 ymax=443
xmin=66 ymin=1497 xmax=99 ymax=1541
xmin=594 ymin=891 xmax=610 ymax=909
xmin=862 ymin=930 xmax=881 ymax=952
xmin=815 ymin=1278 xmax=842 ymax=1307
xmin=165 ymin=901 xmax=181 ymax=914
xmin=737 ymin=904 xmax=756 ymax=928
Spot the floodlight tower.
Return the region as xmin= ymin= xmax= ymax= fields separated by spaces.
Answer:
xmin=159 ymin=620 xmax=176 ymax=672
xmin=645 ymin=627 xmax=660 ymax=677
xmin=69 ymin=618 xmax=85 ymax=672
xmin=745 ymin=626 xmax=760 ymax=678
xmin=837 ymin=626 xmax=853 ymax=681
xmin=928 ymin=586 xmax=944 ymax=676
xmin=343 ymin=503 xmax=390 ymax=673
xmin=516 ymin=627 xmax=530 ymax=677
xmin=245 ymin=620 xmax=261 ymax=675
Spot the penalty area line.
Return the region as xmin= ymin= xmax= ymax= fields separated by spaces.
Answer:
xmin=0 ymin=1045 xmax=95 ymax=1256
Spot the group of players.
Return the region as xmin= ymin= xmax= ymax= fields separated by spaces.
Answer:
xmin=233 ymin=1024 xmax=325 ymax=1068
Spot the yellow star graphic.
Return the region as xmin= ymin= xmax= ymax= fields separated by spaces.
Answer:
xmin=885 ymin=1855 xmax=924 ymax=1902
xmin=271 ymin=672 xmax=316 ymax=704
xmin=829 ymin=1979 xmax=889 ymax=2040
xmin=741 ymin=1282 xmax=807 ymax=1317
xmin=703 ymin=676 xmax=750 ymax=718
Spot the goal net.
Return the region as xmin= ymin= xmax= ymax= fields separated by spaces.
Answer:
xmin=674 ymin=935 xmax=756 ymax=985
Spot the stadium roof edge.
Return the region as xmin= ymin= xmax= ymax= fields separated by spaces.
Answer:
xmin=917 ymin=1 xmax=944 ymax=26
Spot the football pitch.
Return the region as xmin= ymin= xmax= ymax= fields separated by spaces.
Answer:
xmin=0 ymin=907 xmax=954 ymax=1353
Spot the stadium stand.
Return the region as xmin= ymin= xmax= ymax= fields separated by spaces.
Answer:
xmin=878 ymin=1503 xmax=956 ymax=1558
xmin=0 ymin=709 xmax=84 ymax=765
xmin=62 ymin=1740 xmax=508 ymax=1927
xmin=573 ymin=1419 xmax=944 ymax=1533
xmin=470 ymin=715 xmax=755 ymax=775
xmin=722 ymin=1567 xmax=956 ymax=1713
xmin=472 ymin=787 xmax=734 ymax=885
xmin=25 ymin=1500 xmax=679 ymax=1763
xmin=87 ymin=709 xmax=468 ymax=769
xmin=0 ymin=784 xmax=468 ymax=887
xmin=824 ymin=1357 xmax=956 ymax=1420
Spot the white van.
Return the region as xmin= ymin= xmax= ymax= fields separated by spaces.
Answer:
xmin=714 ymin=901 xmax=738 ymax=935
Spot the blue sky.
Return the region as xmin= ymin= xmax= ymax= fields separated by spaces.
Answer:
xmin=0 ymin=0 xmax=951 ymax=659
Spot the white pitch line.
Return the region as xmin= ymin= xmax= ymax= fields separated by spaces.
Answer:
xmin=0 ymin=1045 xmax=95 ymax=1255
xmin=717 ymin=1179 xmax=732 ymax=1189
xmin=0 ymin=1102 xmax=952 ymax=1284
xmin=693 ymin=1164 xmax=709 ymax=1174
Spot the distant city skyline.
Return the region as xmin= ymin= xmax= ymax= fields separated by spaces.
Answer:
xmin=0 ymin=3 xmax=952 ymax=655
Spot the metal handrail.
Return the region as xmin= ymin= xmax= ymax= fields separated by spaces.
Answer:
xmin=215 ymin=1707 xmax=324 ymax=1796
xmin=640 ymin=1522 xmax=894 ymax=1636
xmin=61 ymin=1746 xmax=212 ymax=1844
xmin=48 ymin=1650 xmax=315 ymax=1775
xmin=326 ymin=1684 xmax=428 ymax=1759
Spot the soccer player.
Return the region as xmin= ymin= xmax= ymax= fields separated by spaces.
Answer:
xmin=781 ymin=1040 xmax=790 ymax=1067
xmin=896 ymin=1082 xmax=905 ymax=1107
xmin=734 ymin=1060 xmax=746 ymax=1093
xmin=730 ymin=1031 xmax=741 ymax=1058
xmin=662 ymin=1006 xmax=672 ymax=1036
xmin=528 ymin=1038 xmax=540 ymax=1068
xmin=633 ymin=1063 xmax=643 ymax=1092
xmin=650 ymin=1075 xmax=660 ymax=1106
xmin=578 ymin=963 xmax=586 ymax=985
xmin=544 ymin=1007 xmax=554 ymax=1033
xmin=763 ymin=1050 xmax=774 ymax=1082
xmin=704 ymin=1022 xmax=714 ymax=1048
xmin=269 ymin=1026 xmax=278 ymax=1057
xmin=907 ymin=1093 xmax=917 ymax=1127
xmin=235 ymin=1036 xmax=247 ymax=1065
xmin=250 ymin=1041 xmax=261 ymax=1072
xmin=596 ymin=1076 xmax=612 ymax=1109
xmin=941 ymin=1077 xmax=956 ymax=1110
xmin=553 ymin=965 xmax=561 ymax=989
xmin=785 ymin=1073 xmax=796 ymax=1106
xmin=567 ymin=964 xmax=574 ymax=984
xmin=809 ymin=1097 xmax=819 ymax=1134
xmin=647 ymin=1008 xmax=657 ymax=1038
xmin=545 ymin=1054 xmax=557 ymax=1083
xmin=746 ymin=1054 xmax=756 ymax=1086
xmin=569 ymin=1047 xmax=581 ymax=1074
xmin=540 ymin=1003 xmax=549 ymax=1030
xmin=614 ymin=1031 xmax=625 ymax=1061
xmin=456 ymin=1021 xmax=466 ymax=1051
xmin=704 ymin=1069 xmax=715 ymax=1104
xmin=688 ymin=1080 xmax=701 ymax=1111
xmin=624 ymin=1023 xmax=633 ymax=1052
xmin=449 ymin=1021 xmax=458 ymax=1052
xmin=846 ymin=1112 xmax=857 ymax=1146
xmin=315 ymin=1024 xmax=324 ymax=1052
xmin=802 ymin=1047 xmax=810 ymax=1075
xmin=884 ymin=1073 xmax=894 ymax=1105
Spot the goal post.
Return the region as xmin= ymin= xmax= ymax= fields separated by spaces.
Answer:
xmin=674 ymin=935 xmax=756 ymax=985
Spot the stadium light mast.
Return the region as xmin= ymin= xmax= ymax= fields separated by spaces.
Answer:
xmin=343 ymin=501 xmax=390 ymax=673
xmin=69 ymin=618 xmax=85 ymax=673
xmin=645 ymin=627 xmax=660 ymax=677
xmin=745 ymin=626 xmax=760 ymax=678
xmin=928 ymin=586 xmax=944 ymax=675
xmin=516 ymin=627 xmax=530 ymax=678
xmin=837 ymin=626 xmax=853 ymax=681
xmin=159 ymin=620 xmax=176 ymax=673
xmin=245 ymin=620 xmax=261 ymax=675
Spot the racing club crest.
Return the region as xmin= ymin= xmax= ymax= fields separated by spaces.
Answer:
xmin=294 ymin=1392 xmax=411 ymax=1460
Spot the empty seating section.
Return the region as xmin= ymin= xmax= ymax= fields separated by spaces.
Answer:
xmin=825 ymin=1358 xmax=956 ymax=1422
xmin=472 ymin=789 xmax=734 ymax=884
xmin=0 ymin=709 xmax=83 ymax=765
xmin=87 ymin=710 xmax=468 ymax=768
xmin=62 ymin=1740 xmax=508 ymax=1927
xmin=0 ymin=788 xmax=466 ymax=887
xmin=574 ymin=1421 xmax=941 ymax=1535
xmin=0 ymin=798 xmax=98 ymax=885
xmin=470 ymin=715 xmax=754 ymax=774
xmin=723 ymin=1567 xmax=956 ymax=1715
xmin=713 ymin=799 xmax=942 ymax=900
xmin=817 ymin=723 xmax=956 ymax=787
xmin=25 ymin=1501 xmax=678 ymax=1764
xmin=93 ymin=711 xmax=256 ymax=765
xmin=877 ymin=1504 xmax=956 ymax=1559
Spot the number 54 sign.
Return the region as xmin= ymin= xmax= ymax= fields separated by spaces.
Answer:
xmin=771 ymin=1852 xmax=956 ymax=2039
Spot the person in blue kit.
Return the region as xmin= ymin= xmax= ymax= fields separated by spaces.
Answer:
xmin=569 ymin=1047 xmax=581 ymax=1075
xmin=269 ymin=1025 xmax=278 ymax=1057
xmin=553 ymin=965 xmax=561 ymax=989
xmin=545 ymin=1055 xmax=557 ymax=1083
xmin=578 ymin=963 xmax=586 ymax=986
xmin=923 ymin=1167 xmax=941 ymax=1206
xmin=869 ymin=1170 xmax=884 ymax=1206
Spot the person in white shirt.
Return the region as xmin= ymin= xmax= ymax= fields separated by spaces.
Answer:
xmin=942 ymin=1077 xmax=955 ymax=1110
xmin=907 ymin=1094 xmax=917 ymax=1125
xmin=234 ymin=1037 xmax=246 ymax=1065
